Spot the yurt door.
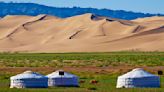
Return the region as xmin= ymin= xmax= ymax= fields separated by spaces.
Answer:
xmin=125 ymin=78 xmax=132 ymax=88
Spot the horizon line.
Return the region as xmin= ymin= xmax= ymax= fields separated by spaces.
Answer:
xmin=0 ymin=1 xmax=163 ymax=15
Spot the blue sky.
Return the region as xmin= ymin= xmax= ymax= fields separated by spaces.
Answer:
xmin=0 ymin=0 xmax=164 ymax=14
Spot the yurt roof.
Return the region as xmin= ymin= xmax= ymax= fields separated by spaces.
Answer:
xmin=47 ymin=70 xmax=78 ymax=78
xmin=118 ymin=68 xmax=159 ymax=78
xmin=10 ymin=70 xmax=48 ymax=80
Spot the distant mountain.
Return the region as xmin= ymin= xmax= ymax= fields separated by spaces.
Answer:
xmin=0 ymin=2 xmax=163 ymax=20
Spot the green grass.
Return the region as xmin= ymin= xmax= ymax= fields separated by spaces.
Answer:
xmin=0 ymin=74 xmax=164 ymax=92
xmin=0 ymin=52 xmax=164 ymax=92
xmin=0 ymin=52 xmax=164 ymax=67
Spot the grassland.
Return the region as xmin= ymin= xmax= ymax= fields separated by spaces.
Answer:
xmin=0 ymin=52 xmax=164 ymax=67
xmin=0 ymin=52 xmax=164 ymax=92
xmin=1 ymin=74 xmax=164 ymax=92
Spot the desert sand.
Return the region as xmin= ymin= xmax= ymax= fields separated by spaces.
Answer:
xmin=0 ymin=13 xmax=163 ymax=52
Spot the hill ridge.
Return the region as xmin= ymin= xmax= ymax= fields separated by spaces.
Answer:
xmin=0 ymin=2 xmax=163 ymax=20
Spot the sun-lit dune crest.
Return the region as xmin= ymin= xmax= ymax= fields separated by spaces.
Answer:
xmin=3 ymin=15 xmax=33 ymax=19
xmin=0 ymin=14 xmax=61 ymax=39
xmin=133 ymin=16 xmax=164 ymax=22
xmin=132 ymin=16 xmax=164 ymax=33
xmin=61 ymin=13 xmax=137 ymax=37
xmin=0 ymin=13 xmax=164 ymax=52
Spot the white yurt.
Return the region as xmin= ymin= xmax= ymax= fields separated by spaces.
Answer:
xmin=116 ymin=68 xmax=160 ymax=88
xmin=47 ymin=70 xmax=79 ymax=87
xmin=10 ymin=71 xmax=48 ymax=88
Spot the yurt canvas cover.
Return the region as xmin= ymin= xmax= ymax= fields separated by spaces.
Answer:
xmin=47 ymin=70 xmax=79 ymax=87
xmin=116 ymin=68 xmax=160 ymax=88
xmin=10 ymin=71 xmax=48 ymax=88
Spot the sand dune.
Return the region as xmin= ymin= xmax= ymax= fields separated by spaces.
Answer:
xmin=0 ymin=13 xmax=163 ymax=52
xmin=133 ymin=16 xmax=164 ymax=22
